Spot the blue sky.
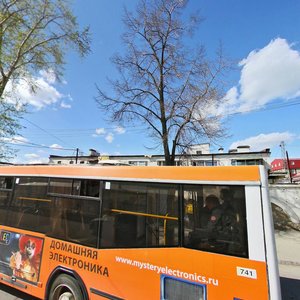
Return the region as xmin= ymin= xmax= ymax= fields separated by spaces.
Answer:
xmin=5 ymin=0 xmax=300 ymax=163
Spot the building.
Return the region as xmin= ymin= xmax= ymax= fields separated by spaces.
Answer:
xmin=49 ymin=144 xmax=271 ymax=168
xmin=270 ymin=158 xmax=300 ymax=183
xmin=271 ymin=158 xmax=300 ymax=175
xmin=49 ymin=149 xmax=99 ymax=165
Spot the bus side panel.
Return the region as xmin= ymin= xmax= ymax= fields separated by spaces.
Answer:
xmin=91 ymin=248 xmax=269 ymax=300
xmin=0 ymin=231 xmax=270 ymax=300
xmin=42 ymin=236 xmax=270 ymax=300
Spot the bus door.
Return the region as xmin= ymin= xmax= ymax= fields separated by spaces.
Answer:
xmin=0 ymin=176 xmax=48 ymax=289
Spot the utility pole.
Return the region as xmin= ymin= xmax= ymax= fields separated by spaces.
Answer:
xmin=286 ymin=151 xmax=293 ymax=183
xmin=75 ymin=148 xmax=79 ymax=164
xmin=280 ymin=141 xmax=287 ymax=171
xmin=280 ymin=141 xmax=293 ymax=183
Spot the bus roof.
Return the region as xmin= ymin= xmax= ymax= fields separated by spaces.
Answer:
xmin=0 ymin=165 xmax=262 ymax=183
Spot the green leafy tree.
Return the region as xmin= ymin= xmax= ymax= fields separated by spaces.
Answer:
xmin=0 ymin=0 xmax=90 ymax=160
xmin=96 ymin=0 xmax=230 ymax=165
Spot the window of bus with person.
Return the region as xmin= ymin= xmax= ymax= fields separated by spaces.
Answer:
xmin=183 ymin=185 xmax=248 ymax=257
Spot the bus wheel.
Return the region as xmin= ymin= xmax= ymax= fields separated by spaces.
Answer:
xmin=49 ymin=274 xmax=83 ymax=300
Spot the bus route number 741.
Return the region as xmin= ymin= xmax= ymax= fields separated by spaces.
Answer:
xmin=236 ymin=267 xmax=257 ymax=279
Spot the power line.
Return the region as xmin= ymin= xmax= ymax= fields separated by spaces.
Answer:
xmin=23 ymin=127 xmax=144 ymax=135
xmin=22 ymin=117 xmax=75 ymax=148
xmin=8 ymin=138 xmax=76 ymax=151
xmin=220 ymin=98 xmax=300 ymax=118
xmin=17 ymin=98 xmax=300 ymax=152
xmin=24 ymin=98 xmax=300 ymax=135
xmin=21 ymin=118 xmax=145 ymax=139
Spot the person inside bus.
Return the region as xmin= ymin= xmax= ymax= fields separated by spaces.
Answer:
xmin=220 ymin=188 xmax=235 ymax=216
xmin=219 ymin=188 xmax=243 ymax=253
xmin=189 ymin=195 xmax=221 ymax=245
xmin=189 ymin=194 xmax=231 ymax=252
xmin=192 ymin=191 xmax=241 ymax=255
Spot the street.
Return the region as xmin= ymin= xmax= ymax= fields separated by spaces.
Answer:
xmin=0 ymin=283 xmax=39 ymax=300
xmin=1 ymin=277 xmax=300 ymax=300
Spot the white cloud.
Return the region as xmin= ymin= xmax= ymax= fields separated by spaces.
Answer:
xmin=93 ymin=126 xmax=125 ymax=141
xmin=2 ymin=69 xmax=74 ymax=110
xmin=50 ymin=144 xmax=63 ymax=150
xmin=221 ymin=87 xmax=239 ymax=114
xmin=26 ymin=156 xmax=49 ymax=164
xmin=39 ymin=69 xmax=57 ymax=84
xmin=60 ymin=101 xmax=72 ymax=109
xmin=105 ymin=133 xmax=114 ymax=143
xmin=93 ymin=128 xmax=118 ymax=143
xmin=4 ymin=76 xmax=62 ymax=110
xmin=11 ymin=152 xmax=49 ymax=164
xmin=2 ymin=136 xmax=29 ymax=144
xmin=114 ymin=126 xmax=126 ymax=134
xmin=24 ymin=153 xmax=40 ymax=159
xmin=93 ymin=128 xmax=106 ymax=137
xmin=223 ymin=38 xmax=300 ymax=114
xmin=230 ymin=132 xmax=296 ymax=151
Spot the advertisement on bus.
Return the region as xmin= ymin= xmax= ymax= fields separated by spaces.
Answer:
xmin=0 ymin=230 xmax=44 ymax=284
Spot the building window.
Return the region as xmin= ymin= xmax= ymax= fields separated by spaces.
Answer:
xmin=129 ymin=161 xmax=148 ymax=166
xmin=231 ymin=159 xmax=263 ymax=166
xmin=192 ymin=160 xmax=218 ymax=167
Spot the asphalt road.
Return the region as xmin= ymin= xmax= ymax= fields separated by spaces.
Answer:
xmin=1 ymin=277 xmax=299 ymax=300
xmin=280 ymin=277 xmax=300 ymax=300
xmin=0 ymin=283 xmax=39 ymax=300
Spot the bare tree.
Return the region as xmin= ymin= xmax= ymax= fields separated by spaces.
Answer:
xmin=96 ymin=0 xmax=229 ymax=165
xmin=0 ymin=0 xmax=90 ymax=159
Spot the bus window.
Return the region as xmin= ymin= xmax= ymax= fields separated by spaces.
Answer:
xmin=0 ymin=177 xmax=13 ymax=224
xmin=49 ymin=178 xmax=100 ymax=198
xmin=183 ymin=185 xmax=248 ymax=257
xmin=7 ymin=177 xmax=51 ymax=233
xmin=48 ymin=196 xmax=100 ymax=247
xmin=49 ymin=178 xmax=73 ymax=195
xmin=100 ymin=181 xmax=179 ymax=248
xmin=0 ymin=176 xmax=13 ymax=189
xmin=73 ymin=179 xmax=100 ymax=197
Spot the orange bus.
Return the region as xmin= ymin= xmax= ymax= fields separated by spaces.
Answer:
xmin=0 ymin=165 xmax=281 ymax=299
